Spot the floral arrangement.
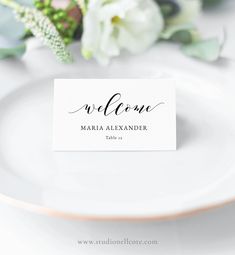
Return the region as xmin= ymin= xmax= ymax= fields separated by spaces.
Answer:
xmin=0 ymin=0 xmax=224 ymax=64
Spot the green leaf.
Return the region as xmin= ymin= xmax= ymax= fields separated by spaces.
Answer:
xmin=160 ymin=23 xmax=199 ymax=44
xmin=161 ymin=24 xmax=195 ymax=39
xmin=0 ymin=42 xmax=26 ymax=59
xmin=171 ymin=30 xmax=194 ymax=44
xmin=181 ymin=38 xmax=222 ymax=62
xmin=158 ymin=1 xmax=180 ymax=18
xmin=203 ymin=0 xmax=223 ymax=8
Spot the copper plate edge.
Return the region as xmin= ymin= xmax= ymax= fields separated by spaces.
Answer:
xmin=0 ymin=192 xmax=235 ymax=221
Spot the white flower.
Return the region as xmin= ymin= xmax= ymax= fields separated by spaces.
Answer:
xmin=166 ymin=0 xmax=202 ymax=25
xmin=81 ymin=0 xmax=164 ymax=65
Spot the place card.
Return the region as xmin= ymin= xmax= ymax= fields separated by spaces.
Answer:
xmin=53 ymin=79 xmax=176 ymax=151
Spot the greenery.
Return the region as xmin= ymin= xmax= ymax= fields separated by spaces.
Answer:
xmin=0 ymin=41 xmax=26 ymax=59
xmin=0 ymin=0 xmax=73 ymax=62
xmin=0 ymin=0 xmax=225 ymax=63
xmin=203 ymin=0 xmax=223 ymax=7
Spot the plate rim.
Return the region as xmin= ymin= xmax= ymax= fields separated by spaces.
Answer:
xmin=0 ymin=191 xmax=235 ymax=220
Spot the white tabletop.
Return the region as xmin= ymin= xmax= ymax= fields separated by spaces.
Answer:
xmin=1 ymin=201 xmax=235 ymax=255
xmin=0 ymin=1 xmax=235 ymax=254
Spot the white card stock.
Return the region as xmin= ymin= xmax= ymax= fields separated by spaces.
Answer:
xmin=53 ymin=79 xmax=176 ymax=151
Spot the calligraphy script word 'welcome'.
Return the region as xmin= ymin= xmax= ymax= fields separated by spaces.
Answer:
xmin=68 ymin=93 xmax=165 ymax=117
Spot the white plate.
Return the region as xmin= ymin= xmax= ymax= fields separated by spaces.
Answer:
xmin=0 ymin=44 xmax=234 ymax=220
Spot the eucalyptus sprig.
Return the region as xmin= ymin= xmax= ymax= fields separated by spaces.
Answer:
xmin=0 ymin=0 xmax=72 ymax=63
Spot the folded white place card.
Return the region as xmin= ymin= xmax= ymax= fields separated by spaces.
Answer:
xmin=53 ymin=79 xmax=176 ymax=151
